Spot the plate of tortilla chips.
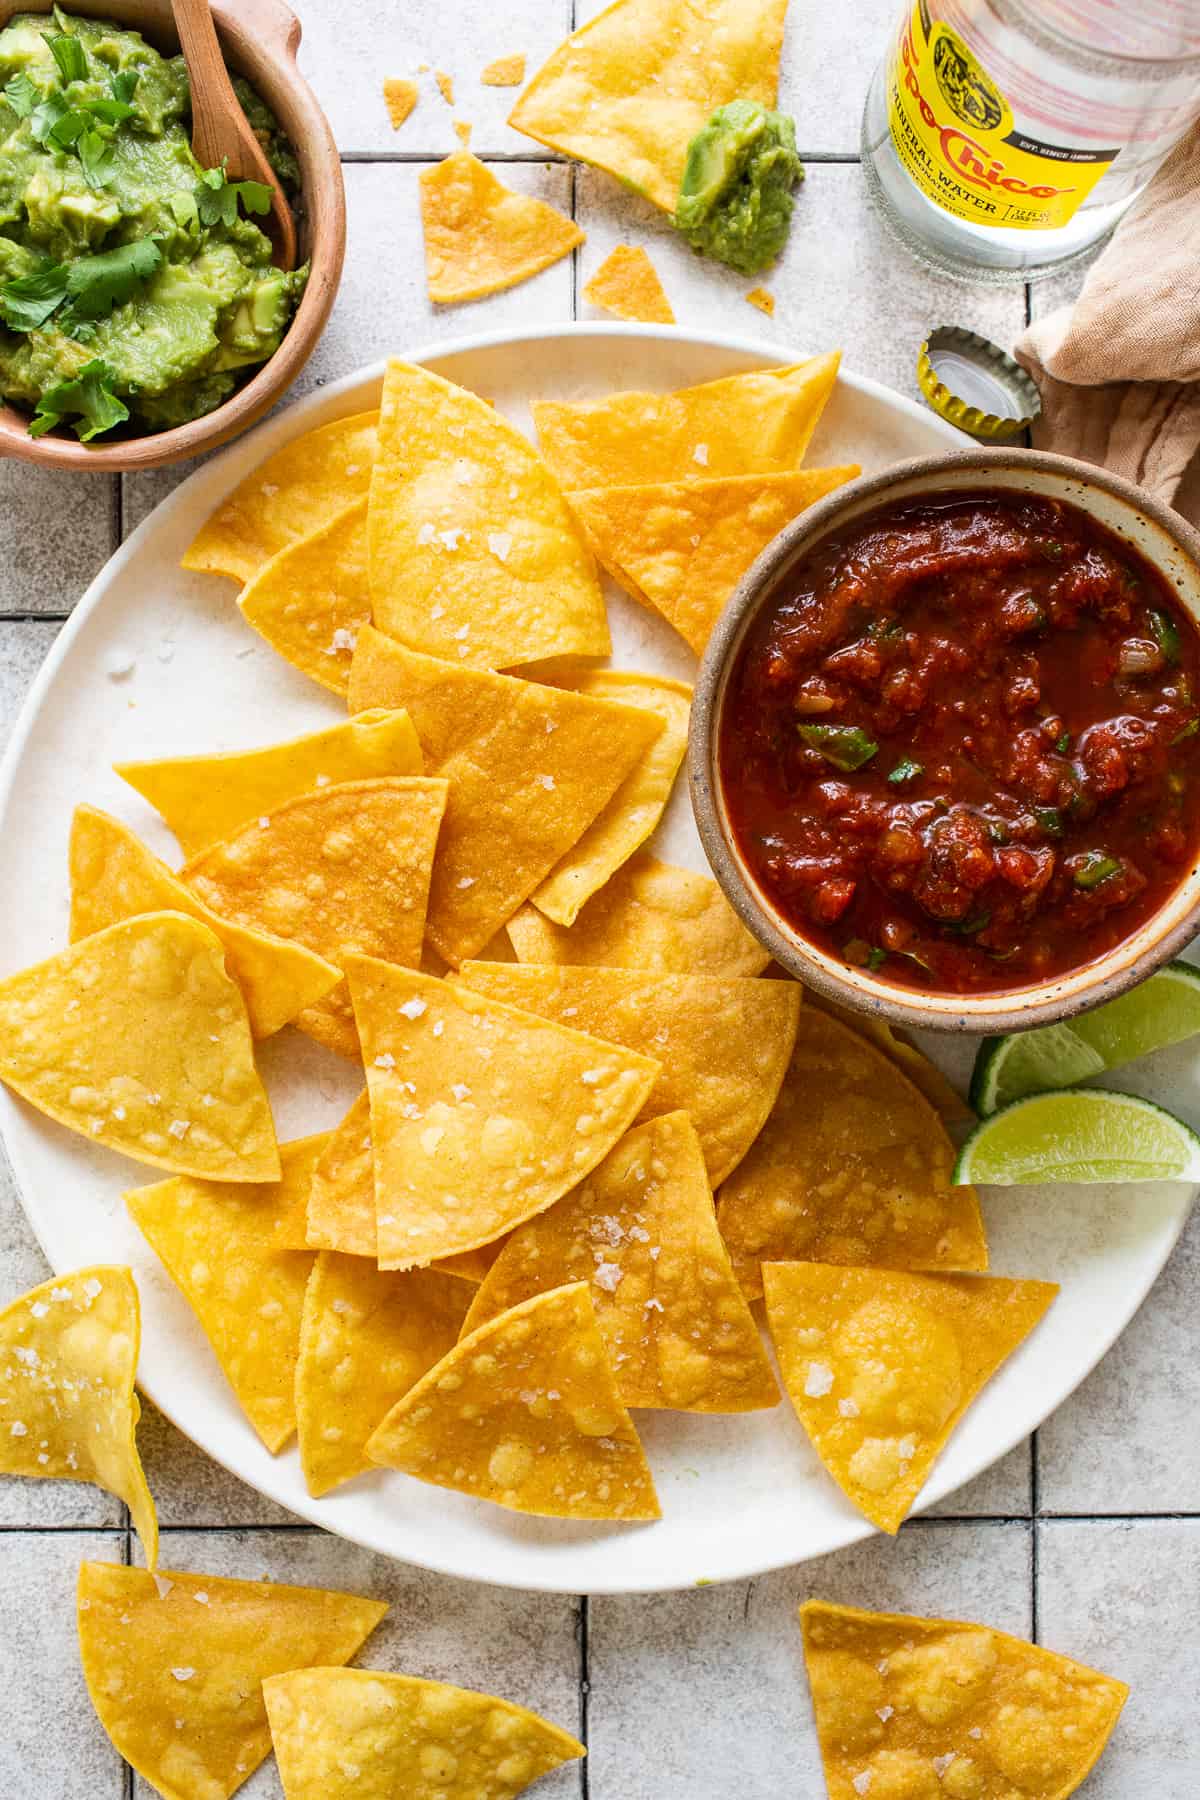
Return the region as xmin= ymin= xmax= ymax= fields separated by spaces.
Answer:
xmin=0 ymin=324 xmax=1190 ymax=1593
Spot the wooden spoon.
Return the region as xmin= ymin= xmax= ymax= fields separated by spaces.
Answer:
xmin=171 ymin=0 xmax=298 ymax=270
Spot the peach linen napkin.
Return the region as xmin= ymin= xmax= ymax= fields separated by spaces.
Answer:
xmin=1014 ymin=121 xmax=1200 ymax=522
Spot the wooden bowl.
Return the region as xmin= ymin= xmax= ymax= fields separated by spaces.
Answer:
xmin=0 ymin=0 xmax=345 ymax=471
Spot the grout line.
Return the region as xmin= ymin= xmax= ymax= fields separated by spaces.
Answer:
xmin=1030 ymin=1512 xmax=1040 ymax=1644
xmin=578 ymin=1594 xmax=591 ymax=1800
xmin=0 ymin=612 xmax=74 ymax=624
xmin=336 ymin=148 xmax=862 ymax=165
xmin=570 ymin=163 xmax=580 ymax=318
xmin=2 ymin=1511 xmax=1199 ymax=1535
xmin=122 ymin=1506 xmax=135 ymax=1800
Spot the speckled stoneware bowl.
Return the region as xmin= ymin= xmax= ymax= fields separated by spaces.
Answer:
xmin=690 ymin=447 xmax=1200 ymax=1036
xmin=0 ymin=0 xmax=344 ymax=471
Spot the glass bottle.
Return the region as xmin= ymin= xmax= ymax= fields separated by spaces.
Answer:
xmin=862 ymin=0 xmax=1200 ymax=283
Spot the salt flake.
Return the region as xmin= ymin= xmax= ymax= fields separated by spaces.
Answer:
xmin=399 ymin=998 xmax=427 ymax=1020
xmin=804 ymin=1361 xmax=834 ymax=1398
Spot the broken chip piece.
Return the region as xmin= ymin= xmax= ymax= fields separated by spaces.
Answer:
xmin=367 ymin=1281 xmax=660 ymax=1519
xmin=464 ymin=1112 xmax=779 ymax=1411
xmin=77 ymin=1561 xmax=386 ymax=1800
xmin=238 ymin=498 xmax=370 ymax=698
xmin=0 ymin=1266 xmax=157 ymax=1568
xmin=345 ymin=958 xmax=660 ymax=1270
xmin=583 ymin=245 xmax=675 ymax=324
xmin=383 ymin=76 xmax=418 ymax=130
xmin=367 ymin=359 xmax=608 ymax=670
xmin=264 ymin=1666 xmax=584 ymax=1800
xmin=68 ymin=805 xmax=341 ymax=1040
xmin=717 ymin=1009 xmax=988 ymax=1300
xmin=419 ymin=152 xmax=584 ymax=305
xmin=764 ymin=1263 xmax=1057 ymax=1532
xmin=799 ymin=1599 xmax=1129 ymax=1800
xmin=116 ymin=709 xmax=424 ymax=860
xmin=481 ymin=54 xmax=526 ymax=86
xmin=0 ymin=912 xmax=279 ymax=1181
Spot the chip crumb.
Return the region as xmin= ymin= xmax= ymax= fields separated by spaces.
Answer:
xmin=481 ymin=53 xmax=525 ymax=85
xmin=435 ymin=70 xmax=455 ymax=105
xmin=746 ymin=286 xmax=775 ymax=316
xmin=582 ymin=244 xmax=675 ymax=325
xmin=383 ymin=77 xmax=418 ymax=131
xmin=454 ymin=119 xmax=473 ymax=148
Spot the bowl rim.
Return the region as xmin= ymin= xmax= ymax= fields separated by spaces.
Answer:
xmin=689 ymin=445 xmax=1200 ymax=1035
xmin=0 ymin=0 xmax=345 ymax=471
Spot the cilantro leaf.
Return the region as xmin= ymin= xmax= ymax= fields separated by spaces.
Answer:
xmin=77 ymin=126 xmax=115 ymax=188
xmin=60 ymin=235 xmax=162 ymax=321
xmin=45 ymin=105 xmax=86 ymax=149
xmin=28 ymin=358 xmax=128 ymax=441
xmin=29 ymin=89 xmax=71 ymax=144
xmin=111 ymin=69 xmax=139 ymax=106
xmin=0 ymin=261 xmax=69 ymax=332
xmin=3 ymin=71 xmax=38 ymax=118
xmin=195 ymin=162 xmax=272 ymax=229
xmin=47 ymin=31 xmax=88 ymax=84
xmin=84 ymin=95 xmax=134 ymax=124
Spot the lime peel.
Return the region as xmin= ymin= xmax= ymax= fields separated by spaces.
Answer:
xmin=953 ymin=1088 xmax=1200 ymax=1187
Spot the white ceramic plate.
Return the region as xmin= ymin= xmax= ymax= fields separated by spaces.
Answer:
xmin=0 ymin=325 xmax=1193 ymax=1594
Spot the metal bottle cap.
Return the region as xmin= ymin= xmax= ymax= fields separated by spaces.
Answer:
xmin=917 ymin=326 xmax=1041 ymax=440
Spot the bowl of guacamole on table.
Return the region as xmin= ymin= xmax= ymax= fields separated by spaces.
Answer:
xmin=0 ymin=0 xmax=344 ymax=465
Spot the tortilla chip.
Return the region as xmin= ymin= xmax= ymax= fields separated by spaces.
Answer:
xmin=510 ymin=0 xmax=788 ymax=213
xmin=454 ymin=118 xmax=473 ymax=146
xmin=238 ymin=498 xmax=369 ymax=699
xmin=69 ymin=806 xmax=341 ymax=1041
xmin=264 ymin=1668 xmax=583 ymax=1800
xmin=507 ymin=852 xmax=770 ymax=976
xmin=531 ymin=669 xmax=689 ymax=926
xmin=182 ymin=411 xmax=380 ymax=585
xmin=799 ymin=1600 xmax=1129 ymax=1800
xmin=117 ymin=710 xmax=424 ymax=861
xmin=419 ymin=153 xmax=585 ymax=305
xmin=185 ymin=778 xmax=449 ymax=1061
xmin=347 ymin=628 xmax=665 ymax=965
xmin=482 ymin=54 xmax=526 ymax=86
xmin=807 ymin=990 xmax=973 ymax=1125
xmin=436 ymin=70 xmax=455 ymax=105
xmin=0 ymin=913 xmax=279 ymax=1181
xmin=267 ymin=1134 xmax=332 ymax=1250
xmin=568 ymin=467 xmax=860 ymax=656
xmin=533 ymin=354 xmax=840 ymax=489
xmin=346 ymin=958 xmax=659 ymax=1270
xmin=764 ymin=1263 xmax=1057 ymax=1532
xmin=306 ymin=1089 xmax=376 ymax=1257
xmin=746 ymin=286 xmax=774 ymax=316
xmin=465 ymin=1112 xmax=778 ymax=1411
xmin=718 ymin=1010 xmax=987 ymax=1300
xmin=583 ymin=246 xmax=675 ymax=324
xmin=367 ymin=1281 xmax=659 ymax=1518
xmin=0 ymin=1266 xmax=157 ymax=1567
xmin=383 ymin=77 xmax=418 ymax=129
xmin=454 ymin=961 xmax=799 ymax=1186
xmin=367 ymin=359 xmax=607 ymax=671
xmin=295 ymin=1254 xmax=471 ymax=1496
xmin=127 ymin=1154 xmax=316 ymax=1451
xmin=77 ymin=1561 xmax=386 ymax=1800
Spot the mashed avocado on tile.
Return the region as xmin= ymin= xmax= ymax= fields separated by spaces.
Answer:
xmin=0 ymin=7 xmax=307 ymax=440
xmin=674 ymin=99 xmax=803 ymax=276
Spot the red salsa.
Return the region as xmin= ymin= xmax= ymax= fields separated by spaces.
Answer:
xmin=719 ymin=489 xmax=1200 ymax=994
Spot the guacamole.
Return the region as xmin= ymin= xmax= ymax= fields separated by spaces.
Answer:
xmin=674 ymin=100 xmax=804 ymax=276
xmin=0 ymin=7 xmax=307 ymax=440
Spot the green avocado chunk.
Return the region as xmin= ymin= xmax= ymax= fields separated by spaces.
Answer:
xmin=0 ymin=6 xmax=306 ymax=440
xmin=674 ymin=99 xmax=804 ymax=276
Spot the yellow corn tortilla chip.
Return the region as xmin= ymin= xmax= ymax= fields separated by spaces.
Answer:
xmin=419 ymin=152 xmax=585 ymax=305
xmin=746 ymin=286 xmax=775 ymax=316
xmin=345 ymin=958 xmax=659 ymax=1269
xmin=569 ymin=467 xmax=861 ymax=656
xmin=510 ymin=0 xmax=788 ymax=213
xmin=454 ymin=961 xmax=799 ymax=1186
xmin=764 ymin=1263 xmax=1057 ymax=1533
xmin=383 ymin=76 xmax=418 ymax=129
xmin=483 ymin=53 xmax=526 ymax=85
xmin=367 ymin=359 xmax=608 ymax=671
xmin=264 ymin=1666 xmax=583 ymax=1800
xmin=126 ymin=1144 xmax=324 ymax=1451
xmin=182 ymin=411 xmax=380 ymax=585
xmin=69 ymin=806 xmax=341 ymax=1041
xmin=454 ymin=118 xmax=473 ymax=147
xmin=807 ymin=990 xmax=973 ymax=1126
xmin=436 ymin=70 xmax=455 ymax=105
xmin=0 ymin=912 xmax=279 ymax=1181
xmin=583 ymin=245 xmax=675 ymax=324
xmin=507 ymin=852 xmax=770 ymax=976
xmin=266 ymin=1134 xmax=332 ymax=1250
xmin=295 ymin=1254 xmax=472 ymax=1496
xmin=0 ymin=1266 xmax=157 ymax=1567
xmin=799 ymin=1600 xmax=1129 ymax=1800
xmin=717 ymin=1011 xmax=987 ymax=1300
xmin=347 ymin=627 xmax=665 ymax=965
xmin=77 ymin=1561 xmax=386 ymax=1800
xmin=533 ymin=354 xmax=841 ymax=489
xmin=465 ymin=1112 xmax=778 ymax=1412
xmin=238 ymin=498 xmax=369 ymax=699
xmin=185 ymin=777 xmax=449 ymax=1061
xmin=367 ymin=1281 xmax=659 ymax=1518
xmin=529 ymin=669 xmax=690 ymax=927
xmin=117 ymin=709 xmax=424 ymax=861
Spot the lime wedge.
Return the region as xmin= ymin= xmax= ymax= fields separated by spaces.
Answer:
xmin=954 ymin=1089 xmax=1200 ymax=1186
xmin=969 ymin=961 xmax=1200 ymax=1116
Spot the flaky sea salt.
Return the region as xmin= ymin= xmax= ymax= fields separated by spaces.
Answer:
xmin=399 ymin=998 xmax=427 ymax=1020
xmin=804 ymin=1361 xmax=834 ymax=1398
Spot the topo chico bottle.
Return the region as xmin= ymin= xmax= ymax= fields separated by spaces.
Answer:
xmin=862 ymin=0 xmax=1200 ymax=283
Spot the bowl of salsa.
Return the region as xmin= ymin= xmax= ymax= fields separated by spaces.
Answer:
xmin=691 ymin=449 xmax=1200 ymax=1034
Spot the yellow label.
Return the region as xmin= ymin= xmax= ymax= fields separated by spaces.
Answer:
xmin=886 ymin=3 xmax=1117 ymax=232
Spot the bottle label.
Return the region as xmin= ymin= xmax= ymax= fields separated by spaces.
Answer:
xmin=886 ymin=1 xmax=1119 ymax=231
